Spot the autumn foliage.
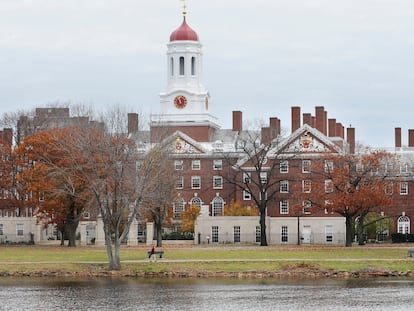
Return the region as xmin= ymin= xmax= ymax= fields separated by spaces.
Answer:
xmin=301 ymin=151 xmax=395 ymax=246
xmin=224 ymin=201 xmax=259 ymax=216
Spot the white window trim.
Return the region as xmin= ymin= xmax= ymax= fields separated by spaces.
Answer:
xmin=192 ymin=160 xmax=201 ymax=170
xmin=213 ymin=160 xmax=223 ymax=170
xmin=400 ymin=182 xmax=408 ymax=195
xmin=280 ymin=161 xmax=289 ymax=173
xmin=280 ymin=180 xmax=289 ymax=193
xmin=302 ymin=160 xmax=311 ymax=173
xmin=191 ymin=176 xmax=201 ymax=189
xmin=243 ymin=190 xmax=252 ymax=200
xmin=213 ymin=176 xmax=223 ymax=189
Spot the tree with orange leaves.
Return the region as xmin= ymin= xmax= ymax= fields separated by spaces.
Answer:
xmin=302 ymin=150 xmax=395 ymax=247
xmin=181 ymin=204 xmax=200 ymax=233
xmin=15 ymin=127 xmax=91 ymax=246
xmin=224 ymin=201 xmax=259 ymax=216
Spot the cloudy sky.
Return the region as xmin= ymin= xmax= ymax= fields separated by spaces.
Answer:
xmin=1 ymin=0 xmax=414 ymax=148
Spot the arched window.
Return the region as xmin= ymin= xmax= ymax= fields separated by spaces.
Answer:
xmin=190 ymin=197 xmax=202 ymax=209
xmin=170 ymin=57 xmax=174 ymax=76
xmin=173 ymin=198 xmax=185 ymax=219
xmin=191 ymin=57 xmax=196 ymax=75
xmin=398 ymin=215 xmax=410 ymax=234
xmin=179 ymin=56 xmax=185 ymax=75
xmin=212 ymin=196 xmax=224 ymax=216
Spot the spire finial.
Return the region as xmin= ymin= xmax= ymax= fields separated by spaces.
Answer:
xmin=180 ymin=0 xmax=187 ymax=17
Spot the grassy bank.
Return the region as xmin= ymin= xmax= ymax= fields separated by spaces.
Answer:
xmin=0 ymin=244 xmax=413 ymax=277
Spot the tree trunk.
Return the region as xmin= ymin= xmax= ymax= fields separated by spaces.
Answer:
xmin=103 ymin=224 xmax=121 ymax=271
xmin=64 ymin=218 xmax=79 ymax=247
xmin=156 ymin=222 xmax=163 ymax=247
xmin=259 ymin=209 xmax=268 ymax=246
xmin=60 ymin=229 xmax=65 ymax=246
xmin=358 ymin=213 xmax=366 ymax=245
xmin=345 ymin=215 xmax=354 ymax=247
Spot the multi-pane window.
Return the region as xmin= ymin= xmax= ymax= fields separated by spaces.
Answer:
xmin=212 ymin=196 xmax=224 ymax=216
xmin=212 ymin=226 xmax=219 ymax=243
xmin=243 ymin=172 xmax=251 ymax=184
xmin=325 ymin=225 xmax=333 ymax=243
xmin=176 ymin=176 xmax=184 ymax=189
xmin=398 ymin=216 xmax=410 ymax=234
xmin=234 ymin=226 xmax=241 ymax=243
xmin=400 ymin=182 xmax=408 ymax=195
xmin=280 ymin=161 xmax=289 ymax=173
xmin=243 ymin=190 xmax=251 ymax=200
xmin=260 ymin=172 xmax=267 ymax=184
xmin=16 ymin=224 xmax=24 ymax=236
xmin=0 ymin=224 xmax=3 ymax=235
xmin=255 ymin=226 xmax=261 ymax=243
xmin=302 ymin=180 xmax=312 ymax=193
xmin=303 ymin=200 xmax=312 ymax=214
xmin=324 ymin=160 xmax=334 ymax=173
xmin=280 ymin=200 xmax=289 ymax=215
xmin=213 ymin=160 xmax=222 ymax=170
xmin=302 ymin=160 xmax=311 ymax=173
xmin=213 ymin=176 xmax=223 ymax=189
xmin=173 ymin=198 xmax=185 ymax=219
xmin=280 ymin=180 xmax=289 ymax=193
xmin=191 ymin=197 xmax=202 ymax=209
xmin=174 ymin=160 xmax=183 ymax=170
xmin=400 ymin=163 xmax=408 ymax=174
xmin=191 ymin=176 xmax=201 ymax=189
xmin=325 ymin=179 xmax=333 ymax=193
xmin=192 ymin=160 xmax=201 ymax=170
xmin=281 ymin=226 xmax=288 ymax=243
xmin=385 ymin=182 xmax=393 ymax=195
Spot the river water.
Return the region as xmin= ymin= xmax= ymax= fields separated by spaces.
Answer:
xmin=0 ymin=277 xmax=414 ymax=311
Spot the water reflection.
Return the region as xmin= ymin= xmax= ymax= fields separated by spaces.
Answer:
xmin=0 ymin=278 xmax=413 ymax=311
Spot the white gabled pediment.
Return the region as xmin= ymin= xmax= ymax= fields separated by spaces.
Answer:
xmin=269 ymin=124 xmax=345 ymax=156
xmin=161 ymin=131 xmax=207 ymax=155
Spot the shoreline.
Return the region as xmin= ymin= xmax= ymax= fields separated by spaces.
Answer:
xmin=2 ymin=265 xmax=414 ymax=279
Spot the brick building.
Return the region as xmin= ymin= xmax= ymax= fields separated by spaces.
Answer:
xmin=1 ymin=8 xmax=414 ymax=245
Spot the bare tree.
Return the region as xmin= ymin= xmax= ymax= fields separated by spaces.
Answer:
xmin=222 ymin=129 xmax=295 ymax=246
xmin=139 ymin=146 xmax=177 ymax=247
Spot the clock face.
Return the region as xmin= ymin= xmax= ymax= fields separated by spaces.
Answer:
xmin=174 ymin=95 xmax=187 ymax=109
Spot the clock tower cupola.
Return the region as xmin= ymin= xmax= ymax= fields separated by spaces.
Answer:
xmin=151 ymin=2 xmax=219 ymax=142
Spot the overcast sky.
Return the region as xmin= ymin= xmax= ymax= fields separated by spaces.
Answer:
xmin=1 ymin=0 xmax=414 ymax=148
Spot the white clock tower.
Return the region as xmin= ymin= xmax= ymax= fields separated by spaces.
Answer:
xmin=151 ymin=4 xmax=219 ymax=141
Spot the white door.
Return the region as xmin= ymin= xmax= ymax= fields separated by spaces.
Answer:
xmin=302 ymin=225 xmax=312 ymax=244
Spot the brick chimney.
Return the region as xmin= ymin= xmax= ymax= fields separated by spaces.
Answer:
xmin=291 ymin=106 xmax=301 ymax=133
xmin=315 ymin=106 xmax=326 ymax=135
xmin=232 ymin=111 xmax=242 ymax=132
xmin=409 ymin=129 xmax=414 ymax=147
xmin=261 ymin=127 xmax=270 ymax=145
xmin=303 ymin=113 xmax=312 ymax=126
xmin=328 ymin=119 xmax=336 ymax=137
xmin=336 ymin=122 xmax=344 ymax=139
xmin=127 ymin=113 xmax=138 ymax=134
xmin=395 ymin=127 xmax=402 ymax=148
xmin=1 ymin=128 xmax=13 ymax=146
xmin=347 ymin=127 xmax=355 ymax=154
xmin=270 ymin=117 xmax=280 ymax=139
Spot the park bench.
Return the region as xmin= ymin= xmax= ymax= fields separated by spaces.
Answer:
xmin=408 ymin=250 xmax=414 ymax=257
xmin=147 ymin=250 xmax=164 ymax=259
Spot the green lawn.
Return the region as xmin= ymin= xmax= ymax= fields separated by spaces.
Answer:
xmin=0 ymin=244 xmax=413 ymax=275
